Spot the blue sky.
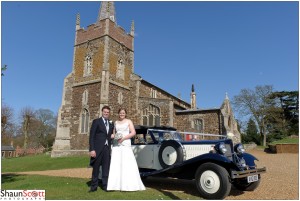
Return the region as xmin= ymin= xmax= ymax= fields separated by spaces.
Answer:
xmin=1 ymin=1 xmax=299 ymax=121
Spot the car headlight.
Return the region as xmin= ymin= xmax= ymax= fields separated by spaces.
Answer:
xmin=238 ymin=157 xmax=247 ymax=168
xmin=234 ymin=143 xmax=245 ymax=155
xmin=216 ymin=142 xmax=227 ymax=154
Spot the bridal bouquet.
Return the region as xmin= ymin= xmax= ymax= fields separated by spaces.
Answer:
xmin=114 ymin=132 xmax=123 ymax=140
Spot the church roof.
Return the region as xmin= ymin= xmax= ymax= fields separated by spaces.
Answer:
xmin=175 ymin=108 xmax=220 ymax=114
xmin=140 ymin=78 xmax=191 ymax=107
xmin=1 ymin=145 xmax=15 ymax=151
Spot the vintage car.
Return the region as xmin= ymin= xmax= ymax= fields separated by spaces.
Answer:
xmin=131 ymin=125 xmax=266 ymax=200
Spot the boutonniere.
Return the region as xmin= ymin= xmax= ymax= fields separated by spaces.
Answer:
xmin=109 ymin=120 xmax=113 ymax=124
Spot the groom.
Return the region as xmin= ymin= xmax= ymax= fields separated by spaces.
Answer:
xmin=89 ymin=105 xmax=114 ymax=192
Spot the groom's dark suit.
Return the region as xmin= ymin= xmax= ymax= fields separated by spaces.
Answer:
xmin=89 ymin=117 xmax=114 ymax=191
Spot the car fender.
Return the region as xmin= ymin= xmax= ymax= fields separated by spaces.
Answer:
xmin=182 ymin=152 xmax=233 ymax=167
xmin=139 ymin=152 xmax=234 ymax=179
xmin=241 ymin=153 xmax=258 ymax=167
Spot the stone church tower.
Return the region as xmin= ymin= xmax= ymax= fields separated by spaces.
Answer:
xmin=52 ymin=2 xmax=241 ymax=157
xmin=52 ymin=2 xmax=136 ymax=156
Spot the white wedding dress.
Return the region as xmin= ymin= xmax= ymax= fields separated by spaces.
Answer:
xmin=107 ymin=121 xmax=145 ymax=191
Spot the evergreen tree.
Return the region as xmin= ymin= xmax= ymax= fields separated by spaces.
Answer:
xmin=243 ymin=118 xmax=260 ymax=145
xmin=268 ymin=91 xmax=299 ymax=137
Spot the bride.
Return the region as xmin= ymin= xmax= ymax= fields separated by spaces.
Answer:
xmin=107 ymin=108 xmax=145 ymax=191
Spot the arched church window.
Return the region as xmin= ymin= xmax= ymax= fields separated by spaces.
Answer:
xmin=80 ymin=108 xmax=90 ymax=134
xmin=228 ymin=116 xmax=232 ymax=129
xmin=116 ymin=59 xmax=125 ymax=80
xmin=143 ymin=116 xmax=148 ymax=125
xmin=149 ymin=114 xmax=154 ymax=126
xmin=194 ymin=119 xmax=204 ymax=132
xmin=84 ymin=55 xmax=93 ymax=76
xmin=142 ymin=104 xmax=160 ymax=126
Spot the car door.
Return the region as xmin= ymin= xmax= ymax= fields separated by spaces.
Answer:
xmin=132 ymin=144 xmax=155 ymax=169
xmin=132 ymin=132 xmax=156 ymax=169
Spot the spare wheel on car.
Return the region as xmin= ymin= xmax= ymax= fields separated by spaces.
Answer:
xmin=158 ymin=140 xmax=184 ymax=168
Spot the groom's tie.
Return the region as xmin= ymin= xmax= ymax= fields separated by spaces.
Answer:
xmin=105 ymin=119 xmax=109 ymax=133
xmin=104 ymin=119 xmax=109 ymax=145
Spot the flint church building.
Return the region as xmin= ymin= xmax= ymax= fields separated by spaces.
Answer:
xmin=51 ymin=2 xmax=240 ymax=157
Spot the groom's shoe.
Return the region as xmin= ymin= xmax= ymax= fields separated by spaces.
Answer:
xmin=89 ymin=187 xmax=97 ymax=192
xmin=101 ymin=185 xmax=107 ymax=192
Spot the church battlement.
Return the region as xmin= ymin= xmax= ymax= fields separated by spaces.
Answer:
xmin=76 ymin=19 xmax=133 ymax=50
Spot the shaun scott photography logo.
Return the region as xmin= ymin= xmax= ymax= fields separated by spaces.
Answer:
xmin=0 ymin=190 xmax=45 ymax=200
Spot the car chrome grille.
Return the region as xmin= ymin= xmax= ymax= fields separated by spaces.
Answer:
xmin=225 ymin=144 xmax=233 ymax=160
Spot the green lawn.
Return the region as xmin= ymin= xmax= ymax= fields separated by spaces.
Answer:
xmin=270 ymin=137 xmax=299 ymax=145
xmin=1 ymin=154 xmax=89 ymax=172
xmin=1 ymin=154 xmax=202 ymax=199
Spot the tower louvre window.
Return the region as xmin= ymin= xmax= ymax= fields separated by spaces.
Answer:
xmin=84 ymin=55 xmax=93 ymax=76
xmin=116 ymin=59 xmax=125 ymax=80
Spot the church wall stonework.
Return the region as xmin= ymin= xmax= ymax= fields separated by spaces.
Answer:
xmin=107 ymin=83 xmax=131 ymax=120
xmin=74 ymin=39 xmax=105 ymax=83
xmin=108 ymin=21 xmax=133 ymax=50
xmin=138 ymin=97 xmax=171 ymax=126
xmin=139 ymin=81 xmax=190 ymax=109
xmin=107 ymin=39 xmax=132 ymax=87
xmin=175 ymin=111 xmax=220 ymax=134
xmin=69 ymin=82 xmax=101 ymax=150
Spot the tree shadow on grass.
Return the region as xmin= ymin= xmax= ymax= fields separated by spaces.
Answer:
xmin=143 ymin=177 xmax=247 ymax=199
xmin=85 ymin=177 xmax=246 ymax=199
xmin=143 ymin=177 xmax=199 ymax=199
xmin=1 ymin=173 xmax=25 ymax=184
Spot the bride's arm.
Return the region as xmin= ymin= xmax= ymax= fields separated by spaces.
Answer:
xmin=127 ymin=120 xmax=136 ymax=138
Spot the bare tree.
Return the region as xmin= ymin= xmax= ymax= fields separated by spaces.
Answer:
xmin=232 ymin=85 xmax=274 ymax=146
xmin=33 ymin=109 xmax=57 ymax=149
xmin=1 ymin=103 xmax=15 ymax=145
xmin=20 ymin=107 xmax=35 ymax=149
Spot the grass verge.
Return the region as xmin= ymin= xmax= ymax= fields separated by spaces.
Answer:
xmin=1 ymin=154 xmax=89 ymax=172
xmin=1 ymin=174 xmax=201 ymax=200
xmin=269 ymin=137 xmax=299 ymax=145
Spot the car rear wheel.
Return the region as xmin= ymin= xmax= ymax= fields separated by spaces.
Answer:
xmin=195 ymin=162 xmax=231 ymax=200
xmin=158 ymin=140 xmax=184 ymax=168
xmin=233 ymin=177 xmax=261 ymax=191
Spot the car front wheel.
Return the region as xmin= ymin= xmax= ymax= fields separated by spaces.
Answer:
xmin=195 ymin=162 xmax=231 ymax=200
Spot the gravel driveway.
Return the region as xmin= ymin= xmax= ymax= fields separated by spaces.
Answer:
xmin=12 ymin=149 xmax=299 ymax=200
